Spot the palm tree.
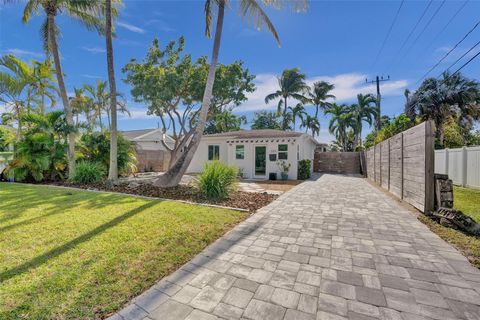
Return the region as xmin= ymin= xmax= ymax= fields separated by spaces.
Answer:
xmin=288 ymin=103 xmax=306 ymax=131
xmin=351 ymin=93 xmax=376 ymax=149
xmin=0 ymin=55 xmax=32 ymax=138
xmin=308 ymin=81 xmax=335 ymax=119
xmin=411 ymin=72 xmax=480 ymax=147
xmin=84 ymin=81 xmax=108 ymax=130
xmin=153 ymin=0 xmax=308 ymax=187
xmin=301 ymin=114 xmax=320 ymax=137
xmin=106 ymin=0 xmax=118 ymax=184
xmin=70 ymin=87 xmax=93 ymax=127
xmin=265 ymin=68 xmax=309 ymax=130
xmin=325 ymin=103 xmax=355 ymax=151
xmin=20 ymin=0 xmax=105 ymax=179
xmin=30 ymin=59 xmax=57 ymax=114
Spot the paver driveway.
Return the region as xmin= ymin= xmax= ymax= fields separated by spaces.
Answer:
xmin=111 ymin=174 xmax=480 ymax=320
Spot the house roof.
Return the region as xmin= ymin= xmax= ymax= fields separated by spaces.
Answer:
xmin=204 ymin=129 xmax=304 ymax=139
xmin=121 ymin=129 xmax=155 ymax=140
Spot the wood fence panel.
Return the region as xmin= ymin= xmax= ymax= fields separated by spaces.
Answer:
xmin=381 ymin=140 xmax=389 ymax=190
xmin=313 ymin=152 xmax=361 ymax=174
xmin=364 ymin=121 xmax=435 ymax=213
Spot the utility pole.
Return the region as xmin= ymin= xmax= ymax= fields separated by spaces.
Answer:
xmin=365 ymin=75 xmax=390 ymax=131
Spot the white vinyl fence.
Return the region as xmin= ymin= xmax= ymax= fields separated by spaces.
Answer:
xmin=435 ymin=146 xmax=480 ymax=188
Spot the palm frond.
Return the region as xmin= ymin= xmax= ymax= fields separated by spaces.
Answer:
xmin=239 ymin=0 xmax=280 ymax=46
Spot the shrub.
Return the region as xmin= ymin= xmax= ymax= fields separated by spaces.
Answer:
xmin=297 ymin=159 xmax=311 ymax=180
xmin=78 ymin=131 xmax=136 ymax=175
xmin=73 ymin=161 xmax=106 ymax=184
xmin=197 ymin=161 xmax=238 ymax=200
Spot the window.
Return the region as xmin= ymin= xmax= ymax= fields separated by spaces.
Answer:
xmin=236 ymin=145 xmax=245 ymax=159
xmin=278 ymin=144 xmax=288 ymax=160
xmin=208 ymin=145 xmax=220 ymax=160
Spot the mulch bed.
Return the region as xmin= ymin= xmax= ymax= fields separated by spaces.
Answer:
xmin=47 ymin=181 xmax=277 ymax=212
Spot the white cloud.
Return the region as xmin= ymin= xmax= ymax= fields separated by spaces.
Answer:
xmin=81 ymin=74 xmax=103 ymax=79
xmin=237 ymin=72 xmax=408 ymax=112
xmin=4 ymin=48 xmax=43 ymax=58
xmin=117 ymin=21 xmax=145 ymax=34
xmin=81 ymin=46 xmax=106 ymax=54
xmin=119 ymin=107 xmax=155 ymax=120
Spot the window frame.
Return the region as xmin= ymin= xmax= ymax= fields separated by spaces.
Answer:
xmin=208 ymin=145 xmax=220 ymax=161
xmin=235 ymin=144 xmax=245 ymax=160
xmin=278 ymin=144 xmax=288 ymax=160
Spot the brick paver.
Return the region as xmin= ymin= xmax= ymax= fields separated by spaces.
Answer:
xmin=111 ymin=174 xmax=480 ymax=320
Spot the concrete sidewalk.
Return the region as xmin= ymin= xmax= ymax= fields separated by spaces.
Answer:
xmin=110 ymin=174 xmax=480 ymax=320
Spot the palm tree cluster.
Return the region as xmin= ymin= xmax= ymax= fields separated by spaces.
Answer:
xmin=326 ymin=94 xmax=377 ymax=151
xmin=264 ymin=68 xmax=336 ymax=137
xmin=1 ymin=0 xmax=124 ymax=183
xmin=406 ymin=72 xmax=480 ymax=148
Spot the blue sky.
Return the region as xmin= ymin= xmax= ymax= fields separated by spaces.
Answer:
xmin=1 ymin=0 xmax=480 ymax=142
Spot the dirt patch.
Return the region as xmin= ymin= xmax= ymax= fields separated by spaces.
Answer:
xmin=47 ymin=181 xmax=277 ymax=212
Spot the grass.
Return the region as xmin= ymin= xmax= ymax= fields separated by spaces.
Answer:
xmin=418 ymin=185 xmax=480 ymax=269
xmin=0 ymin=183 xmax=247 ymax=320
xmin=453 ymin=186 xmax=480 ymax=223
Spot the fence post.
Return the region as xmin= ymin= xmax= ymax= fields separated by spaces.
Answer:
xmin=400 ymin=133 xmax=404 ymax=200
xmin=388 ymin=139 xmax=391 ymax=191
xmin=379 ymin=143 xmax=382 ymax=186
xmin=424 ymin=121 xmax=435 ymax=213
xmin=462 ymin=146 xmax=468 ymax=187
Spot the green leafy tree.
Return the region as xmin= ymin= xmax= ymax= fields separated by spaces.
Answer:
xmin=205 ymin=110 xmax=247 ymax=134
xmin=6 ymin=111 xmax=69 ymax=181
xmin=288 ymin=103 xmax=306 ymax=131
xmin=124 ymin=37 xmax=255 ymax=168
xmin=251 ymin=111 xmax=282 ymax=130
xmin=19 ymin=0 xmax=107 ymax=179
xmin=265 ymin=68 xmax=309 ymax=130
xmin=407 ymin=72 xmax=480 ymax=147
xmin=78 ymin=131 xmax=136 ymax=176
xmin=0 ymin=125 xmax=15 ymax=151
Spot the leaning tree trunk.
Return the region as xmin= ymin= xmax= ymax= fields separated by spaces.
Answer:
xmin=48 ymin=13 xmax=75 ymax=179
xmin=106 ymin=0 xmax=118 ymax=184
xmin=153 ymin=0 xmax=225 ymax=187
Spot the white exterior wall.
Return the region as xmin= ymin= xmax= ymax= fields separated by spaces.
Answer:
xmin=434 ymin=146 xmax=480 ymax=188
xmin=187 ymin=135 xmax=317 ymax=180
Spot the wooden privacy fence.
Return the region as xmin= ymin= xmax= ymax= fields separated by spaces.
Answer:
xmin=365 ymin=121 xmax=435 ymax=213
xmin=314 ymin=152 xmax=362 ymax=174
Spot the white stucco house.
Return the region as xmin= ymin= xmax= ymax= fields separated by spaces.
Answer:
xmin=187 ymin=129 xmax=319 ymax=180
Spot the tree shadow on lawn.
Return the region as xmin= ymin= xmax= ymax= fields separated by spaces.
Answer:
xmin=0 ymin=201 xmax=157 ymax=283
xmin=0 ymin=183 xmax=141 ymax=230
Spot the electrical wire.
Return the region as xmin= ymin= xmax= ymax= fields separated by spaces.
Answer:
xmin=371 ymin=0 xmax=404 ymax=70
xmin=444 ymin=40 xmax=480 ymax=74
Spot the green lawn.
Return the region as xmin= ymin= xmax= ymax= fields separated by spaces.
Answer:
xmin=0 ymin=183 xmax=247 ymax=320
xmin=454 ymin=186 xmax=480 ymax=223
xmin=418 ymin=185 xmax=480 ymax=269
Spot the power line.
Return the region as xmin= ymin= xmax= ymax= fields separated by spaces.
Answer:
xmin=392 ymin=0 xmax=433 ymax=63
xmin=452 ymin=49 xmax=480 ymax=75
xmin=444 ymin=40 xmax=480 ymax=74
xmin=371 ymin=0 xmax=404 ymax=70
xmin=417 ymin=19 xmax=480 ymax=83
xmin=402 ymin=0 xmax=446 ymax=59
xmin=423 ymin=0 xmax=469 ymax=53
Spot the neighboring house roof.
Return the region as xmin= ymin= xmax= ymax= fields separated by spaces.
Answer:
xmin=203 ymin=129 xmax=320 ymax=145
xmin=121 ymin=129 xmax=156 ymax=141
xmin=204 ymin=129 xmax=304 ymax=139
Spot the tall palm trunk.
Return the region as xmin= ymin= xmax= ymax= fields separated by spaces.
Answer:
xmin=47 ymin=13 xmax=75 ymax=179
xmin=314 ymin=104 xmax=319 ymax=119
xmin=153 ymin=0 xmax=225 ymax=187
xmin=282 ymin=96 xmax=288 ymax=130
xmin=106 ymin=0 xmax=118 ymax=184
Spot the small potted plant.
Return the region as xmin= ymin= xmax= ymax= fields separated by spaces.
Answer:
xmin=277 ymin=160 xmax=291 ymax=180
